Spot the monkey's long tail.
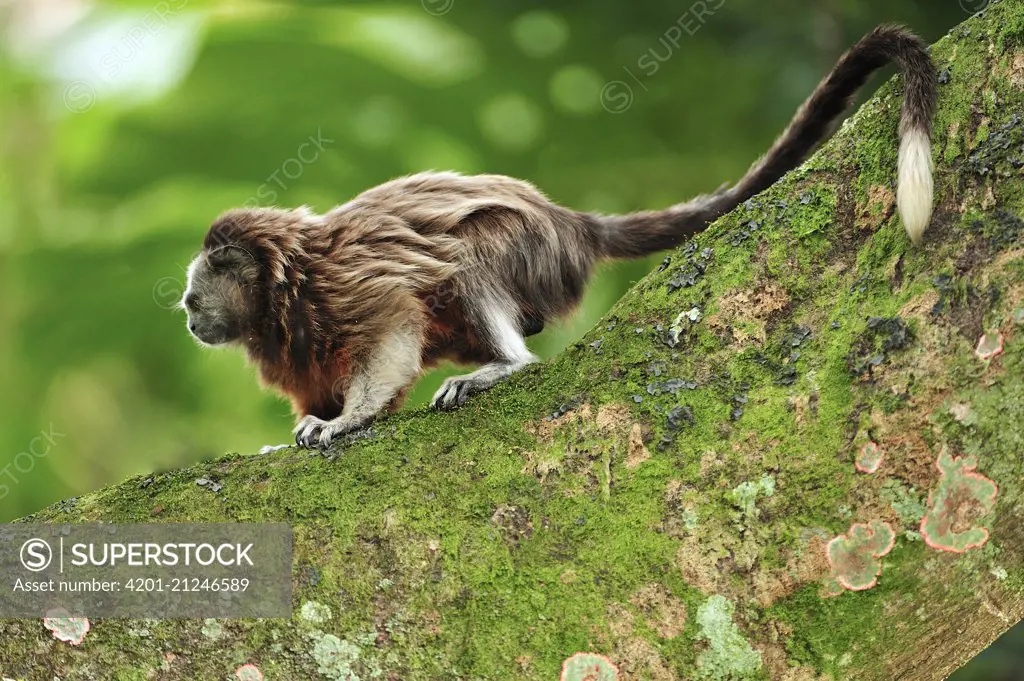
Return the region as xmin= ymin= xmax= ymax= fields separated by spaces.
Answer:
xmin=595 ymin=24 xmax=937 ymax=258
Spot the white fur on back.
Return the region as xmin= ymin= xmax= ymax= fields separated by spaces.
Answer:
xmin=897 ymin=127 xmax=933 ymax=245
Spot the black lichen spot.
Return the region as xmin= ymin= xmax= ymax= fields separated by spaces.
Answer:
xmin=974 ymin=210 xmax=1023 ymax=252
xmin=658 ymin=256 xmax=672 ymax=272
xmin=786 ymin=326 xmax=813 ymax=348
xmin=937 ymin=68 xmax=951 ymax=84
xmin=968 ymin=113 xmax=1022 ymax=177
xmin=647 ymin=378 xmax=698 ymax=396
xmin=729 ymin=391 xmax=749 ymax=422
xmin=728 ymin=220 xmax=762 ymax=247
xmin=660 ymin=405 xmax=696 ymax=450
xmin=545 ymin=398 xmax=584 ymax=421
xmin=850 ymin=273 xmax=871 ymax=295
xmin=847 ymin=317 xmax=913 ymax=376
xmin=647 ymin=361 xmax=666 ymax=377
xmin=667 ymin=405 xmax=695 ymax=430
xmin=298 ymin=565 xmax=321 ymax=588
xmin=667 ymin=243 xmax=714 ymax=291
xmin=931 ymin=274 xmax=953 ymax=316
xmin=930 ymin=272 xmax=998 ymax=340
xmin=777 ymin=365 xmax=798 ymax=386
xmin=195 ymin=477 xmax=223 ymax=493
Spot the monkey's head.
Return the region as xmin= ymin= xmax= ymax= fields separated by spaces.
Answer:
xmin=182 ymin=207 xmax=313 ymax=347
xmin=181 ymin=244 xmax=260 ymax=347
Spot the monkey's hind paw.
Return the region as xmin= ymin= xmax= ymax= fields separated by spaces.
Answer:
xmin=430 ymin=374 xmax=490 ymax=410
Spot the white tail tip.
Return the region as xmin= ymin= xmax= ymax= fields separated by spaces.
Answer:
xmin=897 ymin=127 xmax=933 ymax=245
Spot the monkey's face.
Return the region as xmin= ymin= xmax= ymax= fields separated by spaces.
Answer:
xmin=181 ymin=245 xmax=259 ymax=347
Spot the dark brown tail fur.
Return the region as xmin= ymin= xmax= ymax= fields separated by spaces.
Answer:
xmin=594 ymin=25 xmax=937 ymax=258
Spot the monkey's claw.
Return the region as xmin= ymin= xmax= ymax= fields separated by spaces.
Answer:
xmin=294 ymin=415 xmax=328 ymax=448
xmin=294 ymin=415 xmax=364 ymax=448
xmin=430 ymin=375 xmax=486 ymax=410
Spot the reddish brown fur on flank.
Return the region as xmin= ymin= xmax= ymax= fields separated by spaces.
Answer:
xmin=183 ymin=25 xmax=937 ymax=445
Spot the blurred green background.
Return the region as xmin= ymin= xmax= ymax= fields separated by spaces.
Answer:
xmin=0 ymin=0 xmax=1019 ymax=676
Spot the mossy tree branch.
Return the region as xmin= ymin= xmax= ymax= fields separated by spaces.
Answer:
xmin=2 ymin=5 xmax=1023 ymax=680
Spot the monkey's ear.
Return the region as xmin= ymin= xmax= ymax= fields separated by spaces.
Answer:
xmin=206 ymin=245 xmax=259 ymax=281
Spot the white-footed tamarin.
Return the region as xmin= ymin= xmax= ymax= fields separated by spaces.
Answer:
xmin=181 ymin=25 xmax=937 ymax=448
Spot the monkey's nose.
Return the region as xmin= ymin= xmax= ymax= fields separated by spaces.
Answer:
xmin=188 ymin=321 xmax=198 ymax=334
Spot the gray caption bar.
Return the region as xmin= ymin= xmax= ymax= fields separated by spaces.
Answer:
xmin=0 ymin=523 xmax=291 ymax=618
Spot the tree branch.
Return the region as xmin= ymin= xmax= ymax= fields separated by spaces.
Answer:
xmin=2 ymin=5 xmax=1023 ymax=679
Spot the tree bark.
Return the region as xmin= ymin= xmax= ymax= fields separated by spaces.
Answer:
xmin=2 ymin=5 xmax=1023 ymax=680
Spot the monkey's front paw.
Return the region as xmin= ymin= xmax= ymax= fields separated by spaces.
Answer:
xmin=430 ymin=375 xmax=486 ymax=410
xmin=294 ymin=415 xmax=359 ymax=448
xmin=294 ymin=415 xmax=328 ymax=448
xmin=294 ymin=416 xmax=345 ymax=448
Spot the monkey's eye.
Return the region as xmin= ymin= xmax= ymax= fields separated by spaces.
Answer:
xmin=184 ymin=293 xmax=201 ymax=310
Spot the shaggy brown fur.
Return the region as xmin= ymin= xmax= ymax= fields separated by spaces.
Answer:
xmin=181 ymin=25 xmax=937 ymax=447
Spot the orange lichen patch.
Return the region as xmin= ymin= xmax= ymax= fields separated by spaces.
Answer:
xmin=625 ymin=424 xmax=651 ymax=468
xmin=630 ymin=584 xmax=688 ymax=639
xmin=974 ymin=331 xmax=1004 ymax=360
xmin=42 ymin=609 xmax=90 ymax=645
xmin=854 ymin=292 xmax=982 ymax=484
xmin=561 ymin=652 xmax=619 ymax=681
xmin=825 ymin=520 xmax=896 ymax=591
xmin=920 ymin=448 xmax=998 ymax=553
xmin=855 ymin=441 xmax=884 ymax=474
xmin=235 ymin=664 xmax=264 ymax=681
